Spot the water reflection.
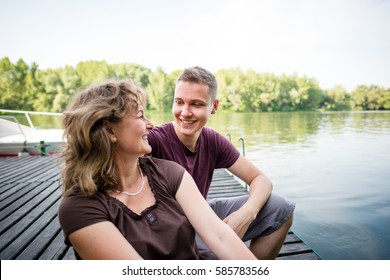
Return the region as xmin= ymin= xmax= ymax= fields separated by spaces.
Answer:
xmin=208 ymin=112 xmax=323 ymax=148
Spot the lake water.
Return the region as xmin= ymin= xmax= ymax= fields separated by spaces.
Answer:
xmin=151 ymin=111 xmax=390 ymax=260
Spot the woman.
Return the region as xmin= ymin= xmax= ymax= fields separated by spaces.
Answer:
xmin=58 ymin=79 xmax=256 ymax=260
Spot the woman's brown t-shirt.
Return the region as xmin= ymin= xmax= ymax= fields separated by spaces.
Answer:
xmin=58 ymin=156 xmax=202 ymax=259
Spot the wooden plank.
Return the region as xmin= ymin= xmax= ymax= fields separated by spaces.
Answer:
xmin=0 ymin=180 xmax=59 ymax=255
xmin=63 ymin=247 xmax=76 ymax=260
xmin=39 ymin=230 xmax=73 ymax=260
xmin=277 ymin=252 xmax=321 ymax=260
xmin=0 ymin=157 xmax=39 ymax=184
xmin=208 ymin=170 xmax=248 ymax=198
xmin=0 ymin=156 xmax=58 ymax=184
xmin=15 ymin=200 xmax=62 ymax=260
xmin=0 ymin=181 xmax=58 ymax=236
xmin=0 ymin=181 xmax=47 ymax=224
xmin=0 ymin=186 xmax=60 ymax=259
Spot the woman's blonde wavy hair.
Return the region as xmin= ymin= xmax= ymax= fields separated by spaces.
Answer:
xmin=60 ymin=79 xmax=146 ymax=196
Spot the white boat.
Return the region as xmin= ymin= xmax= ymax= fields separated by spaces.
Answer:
xmin=0 ymin=109 xmax=64 ymax=157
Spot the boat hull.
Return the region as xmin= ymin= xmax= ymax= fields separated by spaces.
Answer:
xmin=0 ymin=116 xmax=64 ymax=157
xmin=0 ymin=129 xmax=64 ymax=156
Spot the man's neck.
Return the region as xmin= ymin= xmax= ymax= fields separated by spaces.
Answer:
xmin=172 ymin=122 xmax=201 ymax=152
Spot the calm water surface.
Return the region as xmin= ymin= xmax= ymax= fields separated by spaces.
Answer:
xmin=152 ymin=111 xmax=390 ymax=260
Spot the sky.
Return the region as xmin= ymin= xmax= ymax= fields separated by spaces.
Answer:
xmin=1 ymin=0 xmax=389 ymax=91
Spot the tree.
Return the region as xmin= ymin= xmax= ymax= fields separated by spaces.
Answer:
xmin=51 ymin=66 xmax=82 ymax=112
xmin=1 ymin=56 xmax=389 ymax=113
xmin=111 ymin=63 xmax=152 ymax=88
xmin=293 ymin=76 xmax=324 ymax=111
xmin=146 ymin=68 xmax=176 ymax=112
xmin=0 ymin=58 xmax=40 ymax=110
xmin=0 ymin=57 xmax=14 ymax=109
xmin=351 ymin=85 xmax=370 ymax=110
xmin=215 ymin=68 xmax=246 ymax=111
xmin=323 ymin=85 xmax=350 ymax=111
xmin=76 ymin=60 xmax=113 ymax=87
xmin=34 ymin=69 xmax=62 ymax=112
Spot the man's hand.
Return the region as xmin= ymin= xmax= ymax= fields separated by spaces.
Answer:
xmin=223 ymin=204 xmax=257 ymax=238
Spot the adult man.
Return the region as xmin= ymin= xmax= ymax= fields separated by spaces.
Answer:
xmin=148 ymin=66 xmax=295 ymax=259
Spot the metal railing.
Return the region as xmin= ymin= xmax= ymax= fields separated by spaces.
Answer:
xmin=0 ymin=109 xmax=62 ymax=129
xmin=0 ymin=115 xmax=28 ymax=142
xmin=225 ymin=133 xmax=248 ymax=191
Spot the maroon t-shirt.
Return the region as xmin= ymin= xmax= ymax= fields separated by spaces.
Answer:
xmin=58 ymin=157 xmax=202 ymax=260
xmin=148 ymin=123 xmax=240 ymax=198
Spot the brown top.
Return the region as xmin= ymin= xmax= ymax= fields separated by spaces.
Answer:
xmin=58 ymin=156 xmax=202 ymax=259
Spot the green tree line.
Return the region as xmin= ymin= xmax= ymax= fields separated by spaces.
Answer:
xmin=1 ymin=57 xmax=389 ymax=113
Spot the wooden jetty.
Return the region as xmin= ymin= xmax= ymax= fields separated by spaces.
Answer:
xmin=0 ymin=155 xmax=321 ymax=260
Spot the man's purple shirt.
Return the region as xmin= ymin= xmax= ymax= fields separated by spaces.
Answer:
xmin=148 ymin=122 xmax=240 ymax=198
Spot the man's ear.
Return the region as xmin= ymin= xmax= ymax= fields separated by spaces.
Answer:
xmin=211 ymin=99 xmax=219 ymax=114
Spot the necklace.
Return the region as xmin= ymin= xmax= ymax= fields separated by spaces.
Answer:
xmin=116 ymin=162 xmax=144 ymax=196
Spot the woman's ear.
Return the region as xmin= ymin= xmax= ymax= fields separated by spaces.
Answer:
xmin=106 ymin=129 xmax=117 ymax=143
xmin=104 ymin=120 xmax=115 ymax=137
